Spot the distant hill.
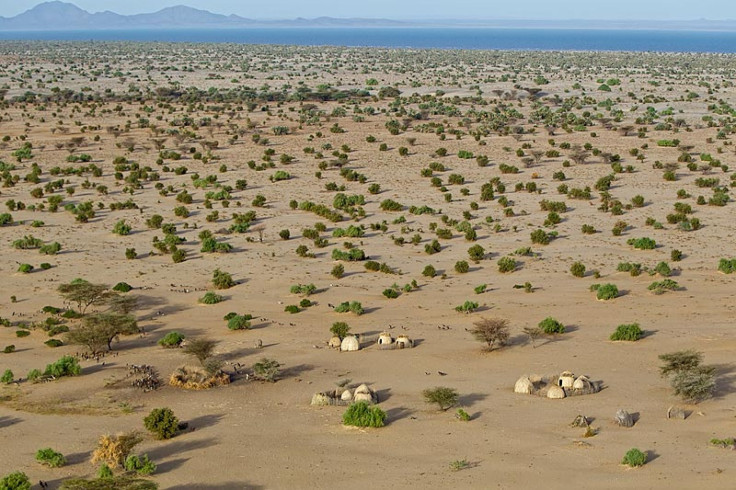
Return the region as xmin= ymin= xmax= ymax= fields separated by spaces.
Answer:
xmin=1 ymin=2 xmax=734 ymax=31
xmin=0 ymin=2 xmax=406 ymax=30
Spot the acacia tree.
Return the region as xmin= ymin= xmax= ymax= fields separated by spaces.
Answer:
xmin=58 ymin=280 xmax=113 ymax=314
xmin=66 ymin=313 xmax=139 ymax=354
xmin=470 ymin=318 xmax=510 ymax=351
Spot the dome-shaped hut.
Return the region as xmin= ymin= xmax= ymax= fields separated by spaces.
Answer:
xmin=328 ymin=336 xmax=342 ymax=349
xmin=558 ymin=371 xmax=575 ymax=388
xmin=395 ymin=335 xmax=413 ymax=349
xmin=573 ymin=375 xmax=591 ymax=391
xmin=340 ymin=335 xmax=360 ymax=352
xmin=353 ymin=383 xmax=376 ymax=403
xmin=514 ymin=376 xmax=534 ymax=394
xmin=377 ymin=332 xmax=393 ymax=346
xmin=547 ymin=385 xmax=566 ymax=399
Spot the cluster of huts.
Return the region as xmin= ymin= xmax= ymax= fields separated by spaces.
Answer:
xmin=328 ymin=332 xmax=413 ymax=351
xmin=311 ymin=383 xmax=379 ymax=406
xmin=515 ymin=371 xmax=598 ymax=399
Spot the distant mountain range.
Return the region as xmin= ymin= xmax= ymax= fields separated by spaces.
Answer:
xmin=1 ymin=1 xmax=735 ymax=31
xmin=0 ymin=2 xmax=406 ymax=30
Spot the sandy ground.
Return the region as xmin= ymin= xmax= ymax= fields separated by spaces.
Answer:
xmin=0 ymin=43 xmax=735 ymax=489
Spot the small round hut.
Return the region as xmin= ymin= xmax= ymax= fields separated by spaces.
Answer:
xmin=328 ymin=336 xmax=342 ymax=349
xmin=558 ymin=371 xmax=575 ymax=388
xmin=514 ymin=376 xmax=534 ymax=394
xmin=547 ymin=385 xmax=566 ymax=399
xmin=395 ymin=335 xmax=413 ymax=349
xmin=377 ymin=332 xmax=393 ymax=346
xmin=340 ymin=335 xmax=360 ymax=352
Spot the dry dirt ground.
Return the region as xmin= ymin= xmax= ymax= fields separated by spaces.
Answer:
xmin=0 ymin=43 xmax=735 ymax=489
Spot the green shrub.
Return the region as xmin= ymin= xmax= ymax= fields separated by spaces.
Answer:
xmin=539 ymin=317 xmax=564 ymax=334
xmin=610 ymin=323 xmax=643 ymax=341
xmin=467 ymin=244 xmax=485 ymax=261
xmin=454 ymin=261 xmax=469 ymax=274
xmin=290 ymin=283 xmax=316 ymax=296
xmin=15 ymin=330 xmax=30 ymax=338
xmin=3 ymin=345 xmax=15 ymax=354
xmin=596 ymin=283 xmax=619 ymax=300
xmin=17 ymin=263 xmax=33 ymax=273
xmin=112 ymin=282 xmax=132 ymax=293
xmin=530 ymin=229 xmax=551 ymax=245
xmin=279 ymin=229 xmax=290 ymax=240
xmin=252 ymin=358 xmax=281 ymax=382
xmin=654 ymin=262 xmax=672 ymax=277
xmin=718 ymin=258 xmax=736 ymax=274
xmin=334 ymin=301 xmax=364 ymax=315
xmin=158 ymin=331 xmax=184 ymax=348
xmin=43 ymin=356 xmax=81 ymax=378
xmin=379 ymin=199 xmax=403 ymax=211
xmin=659 ymin=350 xmax=716 ymax=402
xmin=570 ymin=261 xmax=586 ymax=277
xmin=39 ymin=242 xmax=62 ymax=255
xmin=144 ymin=408 xmax=179 ymax=440
xmin=284 ymin=305 xmax=300 ymax=314
xmin=212 ymin=269 xmax=235 ymax=289
xmin=422 ymin=386 xmax=459 ymax=411
xmin=1 ymin=369 xmax=13 ymax=384
xmin=198 ymin=292 xmax=224 ymax=304
xmin=44 ymin=339 xmax=63 ymax=348
xmin=330 ymin=322 xmax=350 ymax=338
xmin=474 ymin=284 xmax=487 ymax=294
xmin=621 ymin=448 xmax=647 ymax=467
xmin=0 ymin=472 xmax=30 ymax=490
xmin=627 ymin=237 xmax=656 ymax=250
xmin=422 ymin=265 xmax=436 ymax=278
xmin=383 ymin=288 xmax=399 ymax=299
xmin=647 ymin=279 xmax=680 ymax=294
xmin=331 ymin=264 xmax=344 ymax=278
xmin=112 ymin=220 xmax=132 ymax=236
xmin=456 ymin=408 xmax=471 ymax=421
xmin=342 ymin=402 xmax=386 ymax=428
xmin=227 ymin=314 xmax=252 ymax=330
xmin=124 ymin=454 xmax=156 ymax=476
xmin=35 ymin=448 xmax=66 ymax=468
xmin=497 ymin=257 xmax=516 ymax=273
xmin=454 ymin=301 xmax=479 ymax=314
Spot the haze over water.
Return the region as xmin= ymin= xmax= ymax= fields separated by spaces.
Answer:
xmin=2 ymin=27 xmax=736 ymax=52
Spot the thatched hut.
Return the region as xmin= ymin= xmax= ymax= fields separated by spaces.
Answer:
xmin=377 ymin=332 xmax=393 ymax=346
xmin=328 ymin=335 xmax=342 ymax=349
xmin=340 ymin=335 xmax=360 ymax=352
xmin=547 ymin=385 xmax=566 ymax=399
xmin=573 ymin=375 xmax=591 ymax=391
xmin=558 ymin=371 xmax=575 ymax=388
xmin=395 ymin=335 xmax=413 ymax=349
xmin=514 ymin=376 xmax=534 ymax=394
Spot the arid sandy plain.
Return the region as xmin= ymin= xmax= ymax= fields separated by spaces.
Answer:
xmin=0 ymin=43 xmax=735 ymax=489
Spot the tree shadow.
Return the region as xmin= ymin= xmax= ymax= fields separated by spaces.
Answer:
xmin=186 ymin=413 xmax=225 ymax=430
xmin=145 ymin=437 xmax=217 ymax=461
xmin=65 ymin=450 xmax=92 ymax=465
xmin=169 ymin=484 xmax=264 ymax=490
xmin=374 ymin=388 xmax=391 ymax=402
xmin=0 ymin=416 xmax=22 ymax=428
xmin=646 ymin=450 xmax=660 ymax=464
xmin=280 ymin=363 xmax=314 ymax=379
xmin=457 ymin=393 xmax=488 ymax=407
xmin=156 ymin=457 xmax=189 ymax=474
xmin=385 ymin=407 xmax=414 ymax=425
xmin=710 ymin=364 xmax=736 ymax=400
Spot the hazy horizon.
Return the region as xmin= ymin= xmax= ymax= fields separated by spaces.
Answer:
xmin=2 ymin=0 xmax=736 ymax=22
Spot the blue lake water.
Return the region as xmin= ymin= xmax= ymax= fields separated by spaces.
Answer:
xmin=1 ymin=27 xmax=736 ymax=53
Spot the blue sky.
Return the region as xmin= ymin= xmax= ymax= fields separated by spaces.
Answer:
xmin=3 ymin=0 xmax=735 ymax=20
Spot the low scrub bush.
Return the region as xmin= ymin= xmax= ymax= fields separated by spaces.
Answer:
xmin=539 ymin=317 xmax=564 ymax=334
xmin=610 ymin=323 xmax=643 ymax=341
xmin=621 ymin=448 xmax=647 ymax=467
xmin=35 ymin=448 xmax=65 ymax=468
xmin=342 ymin=402 xmax=386 ymax=427
xmin=144 ymin=408 xmax=179 ymax=440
